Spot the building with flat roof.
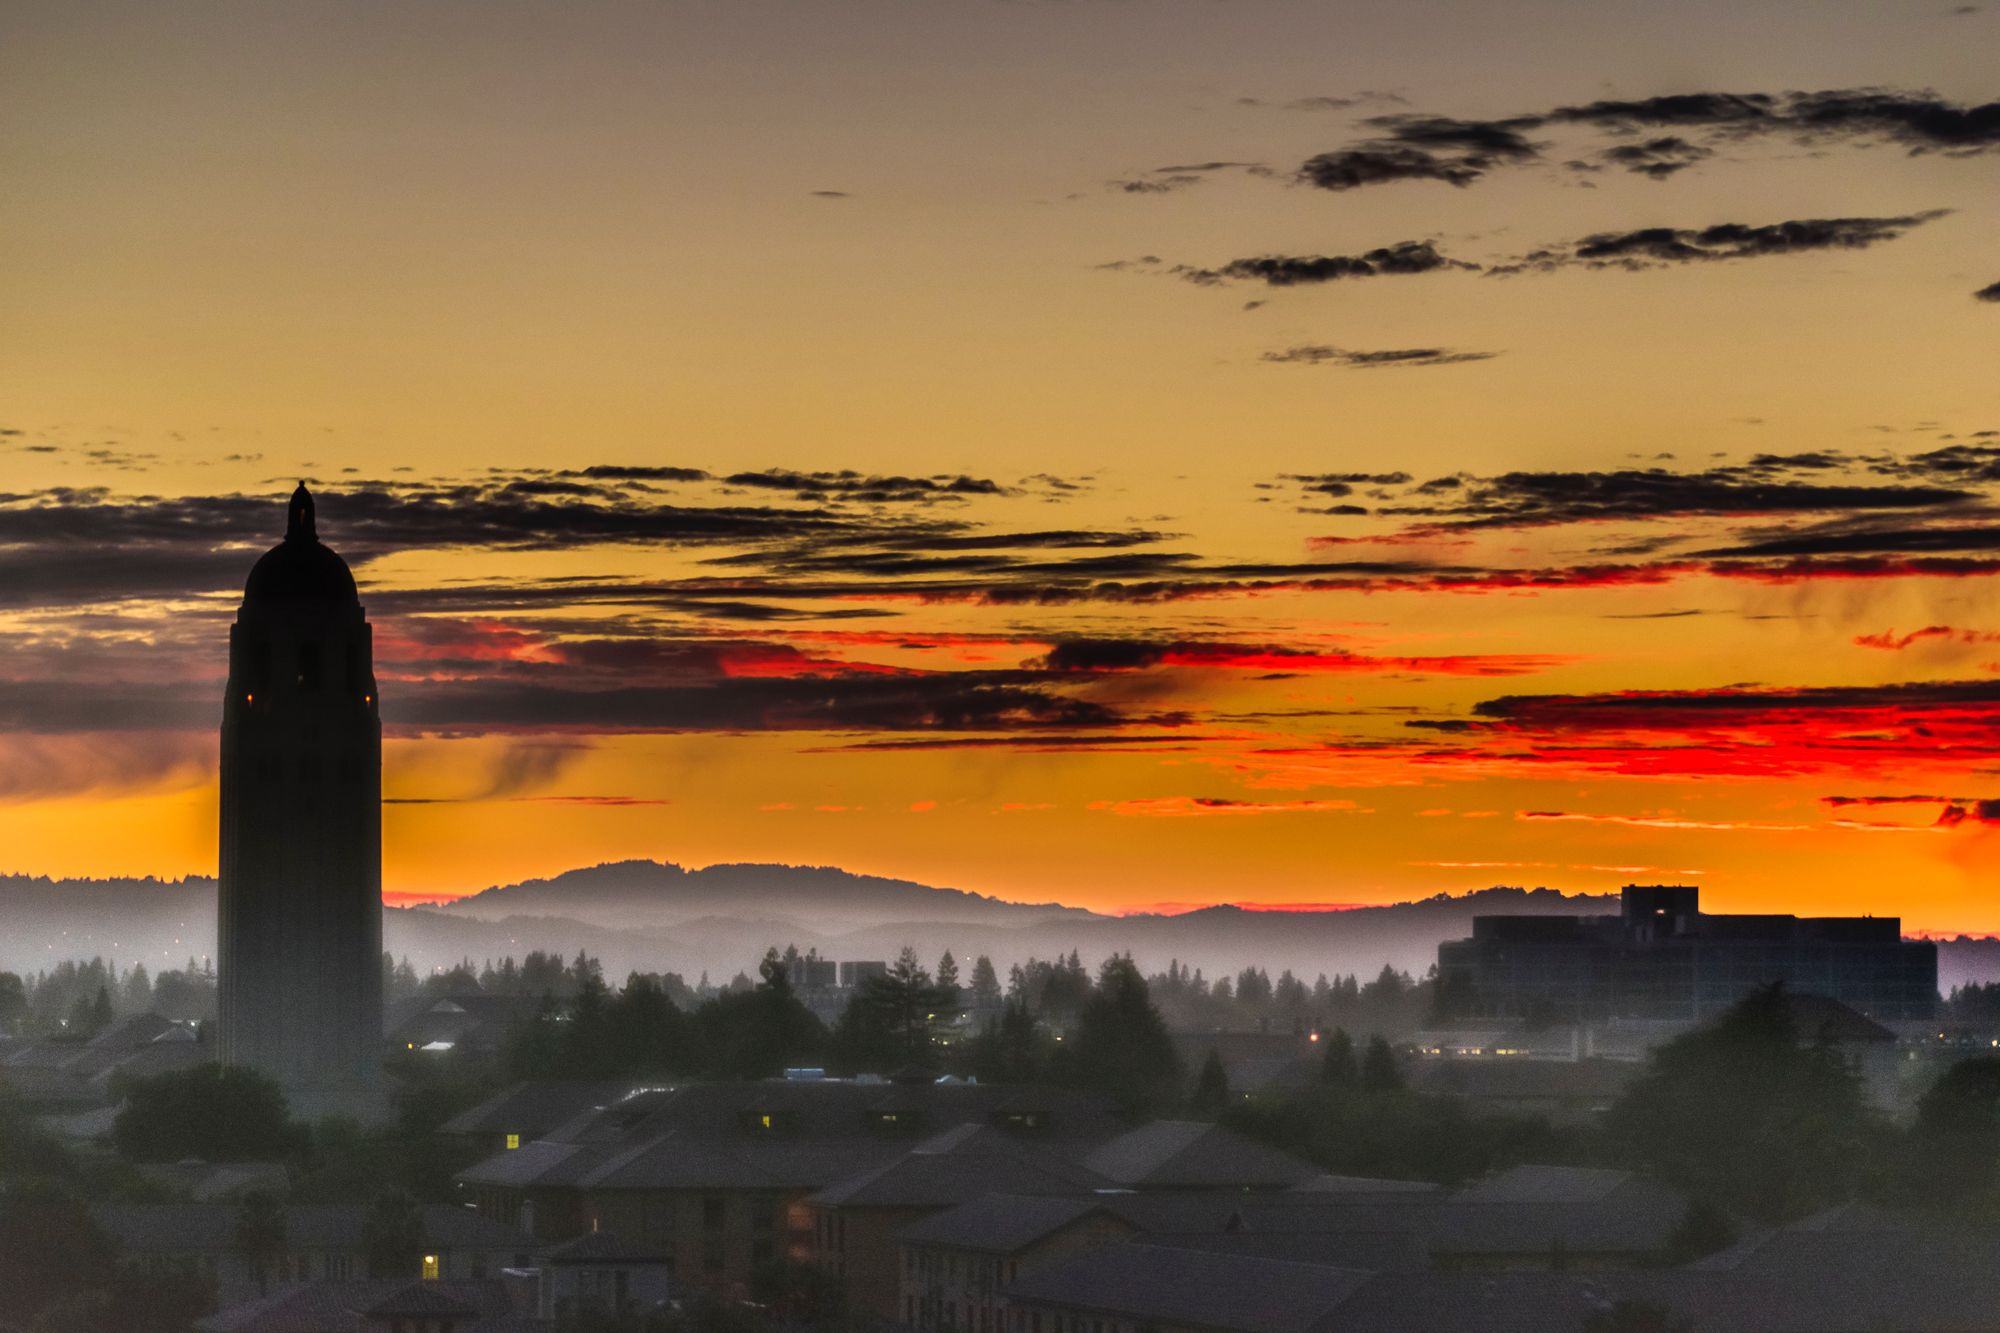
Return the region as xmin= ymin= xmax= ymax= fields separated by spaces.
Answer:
xmin=1437 ymin=885 xmax=1936 ymax=1023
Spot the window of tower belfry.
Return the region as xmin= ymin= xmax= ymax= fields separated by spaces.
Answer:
xmin=297 ymin=640 xmax=323 ymax=689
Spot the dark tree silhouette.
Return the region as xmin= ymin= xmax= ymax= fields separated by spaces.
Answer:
xmin=0 ymin=1183 xmax=117 ymax=1326
xmin=1192 ymin=1048 xmax=1231 ymax=1117
xmin=1320 ymin=1027 xmax=1358 ymax=1087
xmin=1361 ymin=1035 xmax=1403 ymax=1092
xmin=834 ymin=946 xmax=956 ymax=1072
xmin=1908 ymin=1056 xmax=2000 ymax=1205
xmin=362 ymin=1189 xmax=427 ymax=1279
xmin=235 ymin=1191 xmax=288 ymax=1297
xmin=1066 ymin=955 xmax=1181 ymax=1113
xmin=113 ymin=1064 xmax=299 ymax=1163
xmin=1604 ymin=983 xmax=1880 ymax=1222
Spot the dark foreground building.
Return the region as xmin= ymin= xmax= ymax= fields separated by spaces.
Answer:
xmin=1437 ymin=884 xmax=1936 ymax=1022
xmin=217 ymin=485 xmax=383 ymax=1113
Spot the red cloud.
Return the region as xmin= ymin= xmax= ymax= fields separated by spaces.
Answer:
xmin=1855 ymin=626 xmax=2000 ymax=651
xmin=1516 ymin=810 xmax=1809 ymax=832
xmin=1154 ymin=644 xmax=1574 ymax=676
xmin=1090 ymin=796 xmax=1364 ymax=817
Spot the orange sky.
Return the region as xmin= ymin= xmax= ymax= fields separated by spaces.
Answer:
xmin=3 ymin=1 xmax=1999 ymax=927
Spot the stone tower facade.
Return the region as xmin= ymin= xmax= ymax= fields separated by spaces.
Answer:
xmin=218 ymin=484 xmax=382 ymax=1109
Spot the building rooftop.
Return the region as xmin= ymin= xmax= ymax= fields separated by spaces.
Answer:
xmin=899 ymin=1193 xmax=1122 ymax=1255
xmin=457 ymin=1080 xmax=1121 ymax=1196
xmin=808 ymin=1123 xmax=1108 ymax=1209
xmin=1082 ymin=1120 xmax=1318 ymax=1190
xmin=200 ymin=1278 xmax=533 ymax=1333
xmin=540 ymin=1229 xmax=666 ymax=1265
xmin=1455 ymin=1165 xmax=1639 ymax=1205
xmin=1002 ymin=1242 xmax=1374 ymax=1333
xmin=94 ymin=1203 xmax=526 ymax=1254
xmin=440 ymin=1079 xmax=643 ymax=1139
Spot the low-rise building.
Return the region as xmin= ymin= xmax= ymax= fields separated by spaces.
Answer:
xmin=199 ymin=1277 xmax=537 ymax=1333
xmin=535 ymin=1229 xmax=674 ymax=1320
xmin=806 ymin=1123 xmax=1110 ymax=1320
xmin=1437 ymin=884 xmax=1937 ymax=1023
xmin=96 ymin=1203 xmax=532 ymax=1308
xmin=901 ymin=1196 xmax=1142 ymax=1333
xmin=455 ymin=1079 xmax=1120 ymax=1298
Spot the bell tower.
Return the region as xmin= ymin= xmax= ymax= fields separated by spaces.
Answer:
xmin=218 ymin=484 xmax=382 ymax=1111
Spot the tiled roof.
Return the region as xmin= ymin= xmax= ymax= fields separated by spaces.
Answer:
xmin=201 ymin=1278 xmax=522 ymax=1332
xmin=440 ymin=1080 xmax=641 ymax=1138
xmin=456 ymin=1079 xmax=1122 ymax=1195
xmin=808 ymin=1125 xmax=1107 ymax=1208
xmin=1082 ymin=1120 xmax=1318 ymax=1189
xmin=1002 ymin=1242 xmax=1372 ymax=1333
xmin=93 ymin=1204 xmax=526 ymax=1254
xmin=541 ymin=1229 xmax=667 ymax=1264
xmin=1456 ymin=1164 xmax=1637 ymax=1204
xmin=899 ymin=1194 xmax=1120 ymax=1254
xmin=1290 ymin=1174 xmax=1442 ymax=1195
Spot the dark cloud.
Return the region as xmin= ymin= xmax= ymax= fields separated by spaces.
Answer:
xmin=1238 ymin=92 xmax=1407 ymax=113
xmin=1472 ymin=678 xmax=2000 ymax=729
xmin=1167 ymin=213 xmax=1936 ymax=294
xmin=1298 ymin=114 xmax=1541 ymax=191
xmin=1701 ymin=519 xmax=2000 ymax=559
xmin=566 ymin=465 xmax=711 ymax=483
xmin=0 ymin=468 xmax=1150 ymax=611
xmin=386 ymin=671 xmax=1160 ymax=736
xmin=1261 ymin=345 xmax=1499 ymax=369
xmin=719 ymin=469 xmax=1007 ymax=502
xmin=1597 ymin=136 xmax=1714 ymax=178
xmin=1033 ymin=636 xmax=1566 ymax=677
xmin=1303 ymin=460 xmax=1975 ymax=531
xmin=1112 ymin=175 xmax=1205 ymax=195
xmin=1544 ymin=92 xmax=1779 ymax=131
xmin=1821 ymin=794 xmax=1965 ymax=807
xmin=1490 ymin=212 xmax=1948 ymax=275
xmin=1976 ymin=281 xmax=2000 ymax=301
xmin=1177 ymin=241 xmax=1471 ymax=287
xmin=1289 ymin=86 xmax=2000 ymax=194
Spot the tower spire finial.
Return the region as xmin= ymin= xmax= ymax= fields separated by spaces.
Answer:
xmin=287 ymin=482 xmax=315 ymax=542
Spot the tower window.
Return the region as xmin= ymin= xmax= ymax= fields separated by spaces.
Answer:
xmin=297 ymin=641 xmax=322 ymax=690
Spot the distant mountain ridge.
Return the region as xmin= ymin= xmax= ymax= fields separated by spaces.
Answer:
xmin=4 ymin=864 xmax=1993 ymax=993
xmin=438 ymin=859 xmax=1098 ymax=929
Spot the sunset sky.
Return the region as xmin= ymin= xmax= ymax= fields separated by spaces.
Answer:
xmin=4 ymin=1 xmax=1999 ymax=926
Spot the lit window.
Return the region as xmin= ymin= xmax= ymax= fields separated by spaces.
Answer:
xmin=760 ymin=1113 xmax=773 ymax=1129
xmin=505 ymin=1133 xmax=520 ymax=1150
xmin=421 ymin=1254 xmax=440 ymax=1281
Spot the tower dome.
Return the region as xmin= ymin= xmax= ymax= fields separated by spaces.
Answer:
xmin=242 ymin=483 xmax=359 ymax=605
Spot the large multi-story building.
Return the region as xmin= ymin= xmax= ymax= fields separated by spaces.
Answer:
xmin=1437 ymin=884 xmax=1936 ymax=1023
xmin=217 ymin=484 xmax=384 ymax=1114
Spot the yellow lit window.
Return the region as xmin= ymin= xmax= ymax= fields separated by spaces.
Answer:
xmin=759 ymin=1114 xmax=773 ymax=1129
xmin=421 ymin=1254 xmax=440 ymax=1281
xmin=505 ymin=1133 xmax=520 ymax=1150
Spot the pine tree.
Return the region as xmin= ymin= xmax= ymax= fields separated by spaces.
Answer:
xmin=1321 ymin=1028 xmax=1358 ymax=1087
xmin=1361 ymin=1035 xmax=1403 ymax=1092
xmin=971 ymin=955 xmax=1001 ymax=1008
xmin=1192 ymin=1048 xmax=1230 ymax=1116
